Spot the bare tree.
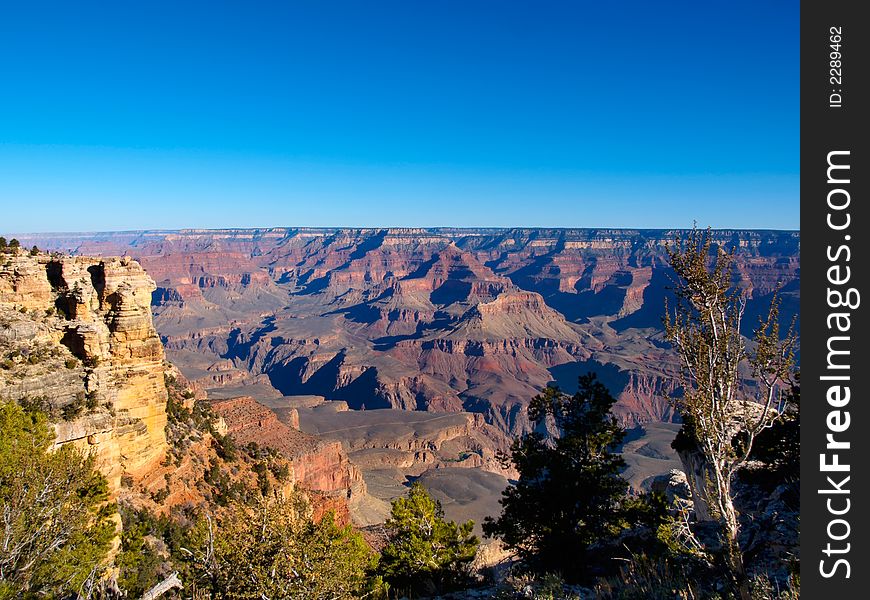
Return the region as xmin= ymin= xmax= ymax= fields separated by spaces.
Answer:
xmin=663 ymin=228 xmax=796 ymax=600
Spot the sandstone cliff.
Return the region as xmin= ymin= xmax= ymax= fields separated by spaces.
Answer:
xmin=1 ymin=252 xmax=168 ymax=493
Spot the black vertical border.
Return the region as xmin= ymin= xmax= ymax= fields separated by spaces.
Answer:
xmin=801 ymin=1 xmax=868 ymax=597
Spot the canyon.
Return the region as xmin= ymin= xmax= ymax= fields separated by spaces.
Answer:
xmin=23 ymin=228 xmax=799 ymax=425
xmin=16 ymin=228 xmax=800 ymax=526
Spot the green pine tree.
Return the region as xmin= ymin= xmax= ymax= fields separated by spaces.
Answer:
xmin=483 ymin=374 xmax=666 ymax=582
xmin=379 ymin=482 xmax=479 ymax=595
xmin=0 ymin=401 xmax=115 ymax=599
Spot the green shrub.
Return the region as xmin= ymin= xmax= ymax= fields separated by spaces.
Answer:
xmin=61 ymin=392 xmax=87 ymax=420
xmin=116 ymin=507 xmax=170 ymax=597
xmin=185 ymin=493 xmax=376 ymax=599
xmin=85 ymin=391 xmax=99 ymax=410
xmin=0 ymin=401 xmax=115 ymax=598
xmin=215 ymin=433 xmax=238 ymax=462
xmin=253 ymin=461 xmax=270 ymax=496
xmin=151 ymin=486 xmax=170 ymax=503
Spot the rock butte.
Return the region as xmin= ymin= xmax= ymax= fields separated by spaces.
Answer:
xmin=209 ymin=395 xmax=366 ymax=499
xmin=1 ymin=253 xmax=169 ymax=493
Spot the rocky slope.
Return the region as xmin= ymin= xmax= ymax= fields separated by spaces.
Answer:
xmin=209 ymin=395 xmax=365 ymax=499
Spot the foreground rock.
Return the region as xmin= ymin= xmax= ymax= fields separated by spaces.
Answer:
xmin=1 ymin=252 xmax=168 ymax=493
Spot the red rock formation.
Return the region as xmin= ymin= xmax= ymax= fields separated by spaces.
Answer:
xmin=210 ymin=396 xmax=364 ymax=497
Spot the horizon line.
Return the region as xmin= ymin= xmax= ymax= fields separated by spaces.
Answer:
xmin=8 ymin=225 xmax=802 ymax=237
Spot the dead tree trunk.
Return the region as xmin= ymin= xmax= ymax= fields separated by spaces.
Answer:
xmin=139 ymin=571 xmax=182 ymax=600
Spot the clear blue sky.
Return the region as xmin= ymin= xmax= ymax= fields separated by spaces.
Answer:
xmin=0 ymin=1 xmax=798 ymax=232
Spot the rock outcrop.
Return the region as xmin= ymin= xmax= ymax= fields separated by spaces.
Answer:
xmin=209 ymin=395 xmax=365 ymax=498
xmin=1 ymin=252 xmax=168 ymax=493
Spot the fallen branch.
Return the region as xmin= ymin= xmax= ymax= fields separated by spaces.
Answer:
xmin=139 ymin=571 xmax=182 ymax=600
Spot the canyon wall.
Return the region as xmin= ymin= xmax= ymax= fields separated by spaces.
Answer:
xmin=21 ymin=228 xmax=800 ymax=438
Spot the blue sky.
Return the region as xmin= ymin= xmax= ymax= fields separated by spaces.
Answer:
xmin=0 ymin=1 xmax=799 ymax=232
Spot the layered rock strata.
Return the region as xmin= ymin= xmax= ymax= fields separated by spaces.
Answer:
xmin=0 ymin=252 xmax=168 ymax=492
xmin=209 ymin=395 xmax=365 ymax=498
xmin=20 ymin=228 xmax=800 ymax=439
